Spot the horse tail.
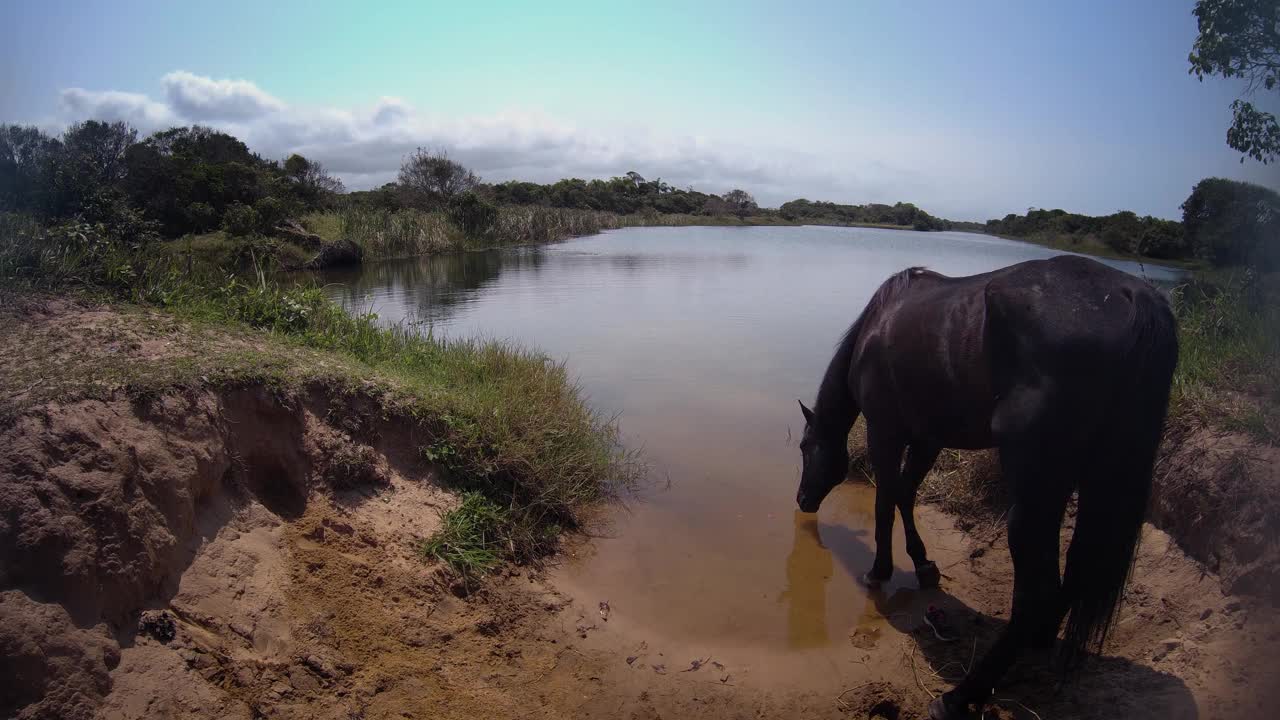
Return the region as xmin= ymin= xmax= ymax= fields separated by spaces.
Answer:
xmin=1059 ymin=288 xmax=1178 ymax=669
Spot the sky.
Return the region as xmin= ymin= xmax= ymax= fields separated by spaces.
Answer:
xmin=3 ymin=0 xmax=1277 ymax=221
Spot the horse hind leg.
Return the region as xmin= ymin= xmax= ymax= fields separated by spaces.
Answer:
xmin=899 ymin=444 xmax=942 ymax=588
xmin=932 ymin=446 xmax=1072 ymax=720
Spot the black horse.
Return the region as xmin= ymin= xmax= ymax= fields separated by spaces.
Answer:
xmin=795 ymin=255 xmax=1177 ymax=719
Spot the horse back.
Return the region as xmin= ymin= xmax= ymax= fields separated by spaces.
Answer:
xmin=852 ymin=255 xmax=1172 ymax=449
xmin=983 ymin=255 xmax=1174 ymax=443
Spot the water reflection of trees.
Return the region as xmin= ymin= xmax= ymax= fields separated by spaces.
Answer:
xmin=314 ymin=246 xmax=756 ymax=324
xmin=551 ymin=251 xmax=750 ymax=273
xmin=317 ymin=248 xmax=548 ymax=324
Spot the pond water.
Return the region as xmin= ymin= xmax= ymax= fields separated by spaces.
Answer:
xmin=316 ymin=226 xmax=1183 ymax=656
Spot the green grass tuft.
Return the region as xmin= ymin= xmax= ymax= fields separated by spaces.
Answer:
xmin=421 ymin=492 xmax=508 ymax=578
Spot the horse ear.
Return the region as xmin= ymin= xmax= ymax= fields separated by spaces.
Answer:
xmin=798 ymin=400 xmax=815 ymax=424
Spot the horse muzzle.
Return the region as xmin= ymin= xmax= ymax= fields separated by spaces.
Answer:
xmin=796 ymin=489 xmax=821 ymax=513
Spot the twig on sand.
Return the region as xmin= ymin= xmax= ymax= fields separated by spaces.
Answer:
xmin=905 ymin=643 xmax=938 ymax=699
xmin=990 ymin=697 xmax=1044 ymax=720
xmin=680 ymin=656 xmax=711 ymax=672
xmin=835 ymin=682 xmax=875 ymax=711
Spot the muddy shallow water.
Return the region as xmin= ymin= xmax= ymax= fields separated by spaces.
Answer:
xmin=317 ymin=226 xmax=1182 ymax=663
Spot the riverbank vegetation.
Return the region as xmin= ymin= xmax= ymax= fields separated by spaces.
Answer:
xmin=984 ymin=179 xmax=1279 ymax=268
xmin=0 ymin=121 xmax=646 ymax=577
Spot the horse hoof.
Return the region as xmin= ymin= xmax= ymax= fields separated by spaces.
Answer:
xmin=928 ymin=697 xmax=957 ymax=720
xmin=862 ymin=569 xmax=892 ymax=587
xmin=916 ymin=561 xmax=941 ymax=589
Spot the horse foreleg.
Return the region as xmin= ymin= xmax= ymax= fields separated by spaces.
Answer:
xmin=899 ymin=444 xmax=941 ymax=588
xmin=865 ymin=429 xmax=906 ymax=586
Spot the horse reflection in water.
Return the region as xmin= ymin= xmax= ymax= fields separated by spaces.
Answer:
xmin=779 ymin=511 xmax=833 ymax=648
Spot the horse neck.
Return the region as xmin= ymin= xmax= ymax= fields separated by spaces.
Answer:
xmin=814 ymin=325 xmax=860 ymax=440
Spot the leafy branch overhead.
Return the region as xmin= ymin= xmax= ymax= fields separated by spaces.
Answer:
xmin=1189 ymin=0 xmax=1280 ymax=163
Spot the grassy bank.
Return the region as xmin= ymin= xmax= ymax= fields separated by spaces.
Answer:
xmin=991 ymin=230 xmax=1202 ymax=269
xmin=1169 ymin=271 xmax=1280 ymax=441
xmin=0 ymin=212 xmax=643 ymax=578
xmin=300 ymin=206 xmax=794 ymax=261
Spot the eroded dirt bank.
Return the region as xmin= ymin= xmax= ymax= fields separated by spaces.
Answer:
xmin=2 ymin=299 xmax=1277 ymax=720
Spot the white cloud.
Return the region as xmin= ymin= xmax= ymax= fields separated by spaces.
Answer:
xmin=160 ymin=71 xmax=286 ymax=121
xmin=55 ymin=72 xmax=875 ymax=208
xmin=41 ymin=70 xmax=1280 ymax=219
xmin=59 ymin=88 xmax=175 ymax=128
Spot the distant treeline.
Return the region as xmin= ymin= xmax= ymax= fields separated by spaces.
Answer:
xmin=777 ymin=198 xmax=954 ymax=231
xmin=3 ymin=120 xmax=1277 ymax=270
xmin=345 ymin=171 xmax=769 ymax=220
xmin=985 ymin=178 xmax=1280 ymax=268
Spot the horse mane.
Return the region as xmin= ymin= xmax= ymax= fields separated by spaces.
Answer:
xmin=836 ymin=266 xmax=930 ymax=348
xmin=813 ymin=267 xmax=930 ymax=431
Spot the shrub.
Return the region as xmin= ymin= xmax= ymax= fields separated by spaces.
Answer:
xmin=253 ymin=196 xmax=287 ymax=232
xmin=185 ymin=202 xmax=217 ymax=232
xmin=222 ymin=203 xmax=259 ymax=237
xmin=447 ymin=192 xmax=498 ymax=237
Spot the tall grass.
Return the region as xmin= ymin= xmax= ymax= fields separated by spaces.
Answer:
xmin=1169 ymin=271 xmax=1280 ymax=441
xmin=301 ymin=205 xmax=785 ymax=261
xmin=334 ymin=208 xmax=462 ymax=258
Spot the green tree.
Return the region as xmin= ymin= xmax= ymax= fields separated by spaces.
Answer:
xmin=722 ymin=188 xmax=758 ymax=218
xmin=0 ymin=125 xmax=60 ymax=214
xmin=47 ymin=120 xmax=137 ymax=219
xmin=1181 ymin=177 xmax=1280 ymax=267
xmin=1189 ymin=0 xmax=1280 ymax=163
xmin=284 ymin=153 xmax=344 ymax=206
xmin=398 ymin=148 xmax=478 ymax=208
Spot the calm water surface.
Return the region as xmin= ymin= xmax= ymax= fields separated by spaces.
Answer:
xmin=317 ymin=226 xmax=1182 ymax=654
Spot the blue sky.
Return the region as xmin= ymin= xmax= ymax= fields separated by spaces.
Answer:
xmin=3 ymin=0 xmax=1277 ymax=220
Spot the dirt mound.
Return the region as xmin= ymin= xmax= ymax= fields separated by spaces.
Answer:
xmin=0 ymin=383 xmax=451 ymax=719
xmin=1152 ymin=424 xmax=1280 ymax=602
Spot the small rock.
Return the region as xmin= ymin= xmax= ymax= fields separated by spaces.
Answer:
xmin=303 ymin=654 xmax=335 ymax=678
xmin=1152 ymin=638 xmax=1182 ymax=662
xmin=1199 ymin=608 xmax=1213 ymax=621
xmin=289 ymin=666 xmax=321 ymax=693
xmin=1224 ymin=600 xmax=1243 ymax=614
xmin=138 ymin=610 xmax=177 ymax=643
